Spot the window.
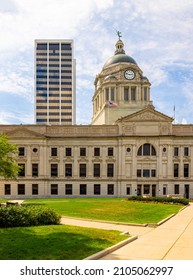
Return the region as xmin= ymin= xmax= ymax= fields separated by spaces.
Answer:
xmin=184 ymin=147 xmax=189 ymax=156
xmin=80 ymin=184 xmax=87 ymax=195
xmin=108 ymin=147 xmax=114 ymax=156
xmin=137 ymin=169 xmax=141 ymax=177
xmin=65 ymin=164 xmax=72 ymax=177
xmin=66 ymin=147 xmax=72 ymax=156
xmin=18 ymin=164 xmax=25 ymax=177
xmin=151 ymin=169 xmax=156 ymax=177
xmin=137 ymin=144 xmax=156 ymax=156
xmin=65 ymin=184 xmax=72 ymax=195
xmin=131 ymin=87 xmax=136 ymax=101
xmin=143 ymin=169 xmax=150 ymax=177
xmin=184 ymin=164 xmax=189 ymax=177
xmin=174 ymin=163 xmax=179 ymax=177
xmin=107 ymin=163 xmax=114 ymax=177
xmin=4 ymin=184 xmax=11 ymax=195
xmin=51 ymin=184 xmax=58 ymax=195
xmin=107 ymin=184 xmax=114 ymax=195
xmin=94 ymin=147 xmax=100 ymax=156
xmin=18 ymin=184 xmax=25 ymax=195
xmin=18 ymin=147 xmax=25 ymax=156
xmin=94 ymin=163 xmax=100 ymax=177
xmin=163 ymin=186 xmax=167 ymax=195
xmin=174 ymin=184 xmax=179 ymax=194
xmin=144 ymin=87 xmax=148 ymax=101
xmin=174 ymin=147 xmax=179 ymax=156
xmin=51 ymin=147 xmax=57 ymax=156
xmin=51 ymin=164 xmax=58 ymax=177
xmin=80 ymin=147 xmax=86 ymax=157
xmin=105 ymin=88 xmax=109 ymax=101
xmin=124 ymin=88 xmax=129 ymax=101
xmin=94 ymin=184 xmax=101 ymax=195
xmin=32 ymin=184 xmax=38 ymax=195
xmin=79 ymin=164 xmax=86 ymax=177
xmin=32 ymin=164 xmax=38 ymax=177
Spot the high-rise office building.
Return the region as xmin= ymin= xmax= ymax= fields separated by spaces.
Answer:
xmin=35 ymin=40 xmax=76 ymax=125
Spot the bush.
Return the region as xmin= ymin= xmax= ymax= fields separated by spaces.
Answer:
xmin=0 ymin=205 xmax=61 ymax=228
xmin=127 ymin=196 xmax=189 ymax=205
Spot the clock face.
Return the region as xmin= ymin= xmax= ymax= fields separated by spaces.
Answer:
xmin=124 ymin=70 xmax=135 ymax=80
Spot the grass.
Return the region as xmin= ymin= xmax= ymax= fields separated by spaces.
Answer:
xmin=0 ymin=224 xmax=127 ymax=260
xmin=24 ymin=198 xmax=184 ymax=224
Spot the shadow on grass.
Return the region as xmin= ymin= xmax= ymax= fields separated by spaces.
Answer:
xmin=0 ymin=225 xmax=120 ymax=260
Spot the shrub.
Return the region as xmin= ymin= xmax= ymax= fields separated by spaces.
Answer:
xmin=127 ymin=196 xmax=189 ymax=205
xmin=0 ymin=205 xmax=61 ymax=228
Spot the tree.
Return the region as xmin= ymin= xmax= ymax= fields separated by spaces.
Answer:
xmin=0 ymin=134 xmax=20 ymax=179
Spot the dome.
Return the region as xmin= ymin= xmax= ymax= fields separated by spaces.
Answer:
xmin=104 ymin=54 xmax=137 ymax=68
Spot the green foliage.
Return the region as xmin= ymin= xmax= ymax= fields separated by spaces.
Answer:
xmin=0 ymin=134 xmax=20 ymax=179
xmin=0 ymin=205 xmax=61 ymax=228
xmin=127 ymin=196 xmax=189 ymax=205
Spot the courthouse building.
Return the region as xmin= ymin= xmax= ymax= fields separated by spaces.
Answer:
xmin=0 ymin=38 xmax=193 ymax=198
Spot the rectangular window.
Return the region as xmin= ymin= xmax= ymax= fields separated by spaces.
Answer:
xmin=18 ymin=147 xmax=25 ymax=156
xmin=151 ymin=169 xmax=156 ymax=177
xmin=105 ymin=88 xmax=109 ymax=101
xmin=18 ymin=184 xmax=25 ymax=195
xmin=66 ymin=147 xmax=72 ymax=156
xmin=108 ymin=147 xmax=114 ymax=156
xmin=32 ymin=164 xmax=38 ymax=177
xmin=18 ymin=164 xmax=25 ymax=177
xmin=131 ymin=87 xmax=136 ymax=101
xmin=144 ymin=87 xmax=148 ymax=101
xmin=94 ymin=163 xmax=100 ymax=177
xmin=80 ymin=147 xmax=86 ymax=156
xmin=94 ymin=147 xmax=100 ymax=156
xmin=65 ymin=184 xmax=73 ymax=195
xmin=174 ymin=184 xmax=179 ymax=194
xmin=174 ymin=163 xmax=179 ymax=177
xmin=51 ymin=147 xmax=57 ymax=156
xmin=65 ymin=164 xmax=72 ymax=177
xmin=94 ymin=184 xmax=101 ymax=195
xmin=51 ymin=184 xmax=58 ymax=195
xmin=79 ymin=164 xmax=86 ymax=177
xmin=111 ymin=87 xmax=115 ymax=101
xmin=163 ymin=186 xmax=167 ymax=195
xmin=4 ymin=184 xmax=11 ymax=195
xmin=143 ymin=169 xmax=150 ymax=177
xmin=184 ymin=147 xmax=189 ymax=156
xmin=80 ymin=184 xmax=87 ymax=195
xmin=51 ymin=164 xmax=58 ymax=177
xmin=174 ymin=147 xmax=179 ymax=156
xmin=107 ymin=163 xmax=114 ymax=177
xmin=32 ymin=184 xmax=38 ymax=195
xmin=137 ymin=169 xmax=141 ymax=177
xmin=184 ymin=164 xmax=189 ymax=177
xmin=124 ymin=88 xmax=129 ymax=101
xmin=107 ymin=184 xmax=114 ymax=195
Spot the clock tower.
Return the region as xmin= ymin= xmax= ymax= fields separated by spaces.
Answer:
xmin=91 ymin=37 xmax=153 ymax=125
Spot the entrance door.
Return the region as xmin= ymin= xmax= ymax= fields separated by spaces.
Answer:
xmin=152 ymin=184 xmax=156 ymax=197
xmin=184 ymin=185 xmax=189 ymax=199
xmin=137 ymin=185 xmax=142 ymax=196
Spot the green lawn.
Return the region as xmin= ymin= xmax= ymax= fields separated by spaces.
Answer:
xmin=24 ymin=198 xmax=183 ymax=224
xmin=0 ymin=224 xmax=127 ymax=260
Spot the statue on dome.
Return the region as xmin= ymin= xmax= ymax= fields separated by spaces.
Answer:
xmin=116 ymin=30 xmax=122 ymax=40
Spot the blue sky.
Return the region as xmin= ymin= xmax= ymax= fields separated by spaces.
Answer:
xmin=0 ymin=0 xmax=193 ymax=124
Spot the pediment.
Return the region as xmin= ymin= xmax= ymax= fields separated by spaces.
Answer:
xmin=116 ymin=107 xmax=173 ymax=123
xmin=7 ymin=126 xmax=45 ymax=138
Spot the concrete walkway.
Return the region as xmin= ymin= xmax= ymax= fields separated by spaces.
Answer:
xmin=61 ymin=203 xmax=193 ymax=260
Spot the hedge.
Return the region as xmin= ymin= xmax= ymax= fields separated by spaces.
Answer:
xmin=127 ymin=196 xmax=189 ymax=205
xmin=0 ymin=205 xmax=61 ymax=228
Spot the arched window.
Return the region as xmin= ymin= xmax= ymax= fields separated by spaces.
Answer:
xmin=137 ymin=143 xmax=156 ymax=156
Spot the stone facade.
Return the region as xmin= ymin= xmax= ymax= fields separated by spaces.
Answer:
xmin=0 ymin=38 xmax=193 ymax=198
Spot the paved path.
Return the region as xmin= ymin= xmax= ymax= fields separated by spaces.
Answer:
xmin=61 ymin=203 xmax=193 ymax=260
